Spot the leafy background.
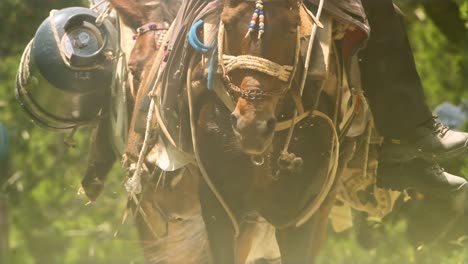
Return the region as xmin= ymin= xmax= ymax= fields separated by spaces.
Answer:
xmin=0 ymin=0 xmax=467 ymax=263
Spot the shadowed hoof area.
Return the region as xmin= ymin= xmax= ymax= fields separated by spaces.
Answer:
xmin=376 ymin=159 xmax=467 ymax=198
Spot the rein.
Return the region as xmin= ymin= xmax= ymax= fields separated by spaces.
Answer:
xmin=187 ymin=0 xmax=337 ymax=228
xmin=219 ymin=0 xmax=338 ymax=228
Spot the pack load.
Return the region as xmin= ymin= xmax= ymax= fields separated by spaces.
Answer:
xmin=16 ymin=7 xmax=118 ymax=130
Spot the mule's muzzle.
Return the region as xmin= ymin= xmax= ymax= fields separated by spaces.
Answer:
xmin=231 ymin=112 xmax=276 ymax=154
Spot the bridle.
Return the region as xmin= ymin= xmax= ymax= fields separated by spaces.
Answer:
xmin=217 ymin=1 xmax=302 ymax=102
xmin=133 ymin=22 xmax=170 ymax=50
xmin=186 ymin=0 xmax=337 ymax=232
xmin=215 ymin=0 xmax=339 ymax=229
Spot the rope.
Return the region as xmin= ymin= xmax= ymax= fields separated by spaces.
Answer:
xmin=273 ymin=0 xmax=336 ymax=227
xmin=124 ymin=22 xmax=176 ymax=194
xmin=95 ymin=1 xmax=112 ymax=26
xmin=188 ymin=19 xmax=217 ymax=90
xmin=16 ymin=37 xmax=97 ymax=130
xmin=207 ymin=48 xmax=217 ymax=90
xmin=89 ymin=0 xmax=107 ymax=11
xmin=280 ymin=0 xmax=325 ymax=167
xmin=278 ymin=26 xmax=302 ymax=154
xmin=187 ymin=53 xmax=240 ymax=237
xmin=124 ymin=93 xmax=157 ymax=194
xmin=295 ymin=110 xmax=340 ymax=227
xmin=212 ymin=1 xmax=334 ymax=228
xmin=188 ymin=19 xmax=214 ymax=53
xmin=275 ymin=110 xmax=311 ymax=131
xmin=218 ymin=21 xmax=297 ymax=95
xmin=299 ymin=0 xmax=324 ymax=96
xmin=17 ymin=39 xmax=33 ymax=87
xmin=222 ymin=55 xmax=293 ymax=82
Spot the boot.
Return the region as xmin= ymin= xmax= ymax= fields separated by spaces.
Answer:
xmin=380 ymin=116 xmax=468 ymax=162
xmin=376 ymin=158 xmax=467 ymax=198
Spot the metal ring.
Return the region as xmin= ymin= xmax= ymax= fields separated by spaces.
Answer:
xmin=251 ymin=155 xmax=265 ymax=166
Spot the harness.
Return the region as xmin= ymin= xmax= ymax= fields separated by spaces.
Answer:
xmin=186 ymin=0 xmax=340 ymax=231
xmin=133 ymin=22 xmax=170 ymax=50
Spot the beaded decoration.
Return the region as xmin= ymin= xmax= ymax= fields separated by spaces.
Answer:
xmin=133 ymin=22 xmax=169 ymax=50
xmin=245 ymin=0 xmax=265 ymax=39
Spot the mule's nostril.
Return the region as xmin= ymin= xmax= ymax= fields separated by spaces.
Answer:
xmin=266 ymin=118 xmax=276 ymax=133
xmin=257 ymin=118 xmax=276 ymax=135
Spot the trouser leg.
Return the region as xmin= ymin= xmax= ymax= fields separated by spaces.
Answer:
xmin=359 ymin=0 xmax=432 ymax=138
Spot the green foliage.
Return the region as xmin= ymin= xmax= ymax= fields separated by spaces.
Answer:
xmin=317 ymin=212 xmax=468 ymax=264
xmin=1 ymin=50 xmax=144 ymax=264
xmin=460 ymin=0 xmax=468 ymax=25
xmin=408 ymin=14 xmax=468 ymax=107
xmin=0 ymin=0 xmax=85 ymax=56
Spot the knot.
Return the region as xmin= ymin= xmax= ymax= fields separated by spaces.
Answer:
xmin=124 ymin=163 xmax=143 ymax=194
xmin=125 ymin=174 xmax=142 ymax=194
xmin=277 ymin=151 xmax=303 ymax=171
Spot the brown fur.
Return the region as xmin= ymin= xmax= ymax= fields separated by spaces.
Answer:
xmin=107 ymin=1 xmax=208 ymax=263
xmin=109 ymin=0 xmax=148 ymax=29
xmin=109 ymin=0 xmax=178 ymax=95
xmin=194 ymin=1 xmax=348 ymax=263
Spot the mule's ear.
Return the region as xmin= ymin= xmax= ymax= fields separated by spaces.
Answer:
xmin=108 ymin=0 xmax=148 ymax=30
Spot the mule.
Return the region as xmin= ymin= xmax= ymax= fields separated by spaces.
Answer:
xmin=109 ymin=2 xmax=211 ymax=264
xmin=112 ymin=1 xmax=289 ymax=263
xmin=113 ymin=0 xmax=383 ymax=263
xmin=82 ymin=1 xmax=210 ymax=263
xmin=182 ymin=0 xmax=372 ymax=262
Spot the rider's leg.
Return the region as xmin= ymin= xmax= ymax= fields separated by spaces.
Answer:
xmin=359 ymin=0 xmax=431 ymax=138
xmin=359 ymin=0 xmax=468 ymax=199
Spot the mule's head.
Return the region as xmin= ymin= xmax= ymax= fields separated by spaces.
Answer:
xmin=221 ymin=0 xmax=301 ymax=155
xmin=109 ymin=0 xmax=178 ymax=90
xmin=129 ymin=21 xmax=169 ymax=89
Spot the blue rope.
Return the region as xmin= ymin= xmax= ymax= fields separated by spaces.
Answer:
xmin=0 ymin=122 xmax=9 ymax=160
xmin=188 ymin=19 xmax=214 ymax=53
xmin=188 ymin=19 xmax=217 ymax=90
xmin=207 ymin=47 xmax=217 ymax=90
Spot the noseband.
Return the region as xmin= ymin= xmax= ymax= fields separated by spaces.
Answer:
xmin=217 ymin=2 xmax=301 ymax=102
xmin=133 ymin=22 xmax=170 ymax=50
